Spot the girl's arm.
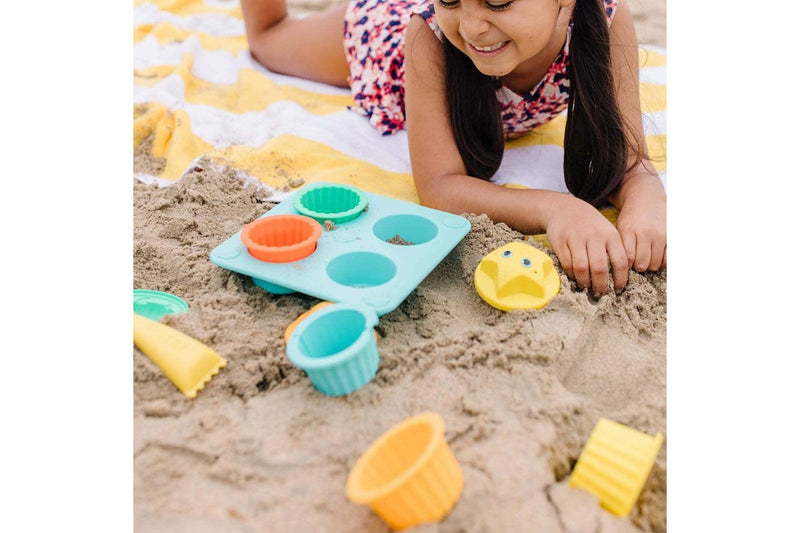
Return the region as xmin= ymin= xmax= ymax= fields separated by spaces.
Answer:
xmin=240 ymin=0 xmax=350 ymax=87
xmin=605 ymin=0 xmax=667 ymax=272
xmin=404 ymin=15 xmax=630 ymax=294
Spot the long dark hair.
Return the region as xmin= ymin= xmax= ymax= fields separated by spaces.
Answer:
xmin=444 ymin=38 xmax=504 ymax=179
xmin=443 ymin=0 xmax=637 ymax=206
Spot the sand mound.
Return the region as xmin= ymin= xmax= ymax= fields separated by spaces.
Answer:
xmin=134 ymin=159 xmax=666 ymax=532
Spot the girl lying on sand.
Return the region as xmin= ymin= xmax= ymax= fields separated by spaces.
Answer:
xmin=240 ymin=0 xmax=666 ymax=295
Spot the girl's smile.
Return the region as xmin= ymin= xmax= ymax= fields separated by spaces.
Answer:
xmin=467 ymin=40 xmax=510 ymax=55
xmin=435 ymin=0 xmax=574 ymax=89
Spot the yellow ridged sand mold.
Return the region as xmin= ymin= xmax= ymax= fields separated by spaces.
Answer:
xmin=133 ymin=313 xmax=226 ymax=399
xmin=570 ymin=418 xmax=664 ymax=517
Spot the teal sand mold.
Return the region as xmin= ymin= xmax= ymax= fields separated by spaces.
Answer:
xmin=209 ymin=182 xmax=471 ymax=316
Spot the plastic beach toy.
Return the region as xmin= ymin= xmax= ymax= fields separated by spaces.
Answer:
xmin=293 ymin=182 xmax=368 ymax=224
xmin=284 ymin=301 xmax=378 ymax=345
xmin=133 ymin=313 xmax=226 ymax=399
xmin=283 ymin=301 xmax=335 ymax=344
xmin=210 ymin=182 xmax=471 ymax=316
xmin=474 ymin=241 xmax=560 ymax=311
xmin=285 ymin=302 xmax=380 ymax=396
xmin=133 ymin=289 xmax=189 ymax=320
xmin=569 ymin=418 xmax=664 ymax=517
xmin=241 ymin=214 xmax=322 ymax=263
xmin=346 ymin=412 xmax=464 ymax=530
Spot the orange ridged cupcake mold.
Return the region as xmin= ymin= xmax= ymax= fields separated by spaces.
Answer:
xmin=293 ymin=182 xmax=368 ymax=224
xmin=240 ymin=214 xmax=322 ymax=263
xmin=346 ymin=412 xmax=463 ymax=530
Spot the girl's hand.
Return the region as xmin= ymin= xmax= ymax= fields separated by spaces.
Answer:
xmin=613 ymin=172 xmax=667 ymax=272
xmin=546 ymin=196 xmax=630 ymax=295
xmin=605 ymin=0 xmax=666 ymax=273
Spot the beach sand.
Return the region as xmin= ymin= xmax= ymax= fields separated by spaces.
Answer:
xmin=134 ymin=1 xmax=667 ymax=531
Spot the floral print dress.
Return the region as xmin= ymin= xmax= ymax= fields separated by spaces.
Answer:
xmin=343 ymin=0 xmax=618 ymax=138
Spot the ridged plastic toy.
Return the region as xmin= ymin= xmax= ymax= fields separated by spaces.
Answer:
xmin=346 ymin=412 xmax=463 ymax=529
xmin=133 ymin=289 xmax=189 ymax=320
xmin=210 ymin=182 xmax=471 ymax=316
xmin=133 ymin=314 xmax=226 ymax=399
xmin=570 ymin=418 xmax=664 ymax=517
xmin=284 ymin=301 xmax=379 ymax=345
xmin=240 ymin=213 xmax=321 ymax=263
xmin=285 ymin=302 xmax=380 ymax=396
xmin=293 ymin=182 xmax=368 ymax=224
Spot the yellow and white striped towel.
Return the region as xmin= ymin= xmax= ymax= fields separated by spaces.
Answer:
xmin=133 ymin=0 xmax=666 ymax=207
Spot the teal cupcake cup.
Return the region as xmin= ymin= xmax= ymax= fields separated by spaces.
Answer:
xmin=285 ymin=302 xmax=379 ymax=396
xmin=293 ymin=183 xmax=368 ymax=224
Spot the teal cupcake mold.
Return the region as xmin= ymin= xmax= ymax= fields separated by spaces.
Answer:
xmin=133 ymin=289 xmax=189 ymax=320
xmin=210 ymin=181 xmax=471 ymax=316
xmin=285 ymin=303 xmax=379 ymax=396
xmin=293 ymin=182 xmax=368 ymax=224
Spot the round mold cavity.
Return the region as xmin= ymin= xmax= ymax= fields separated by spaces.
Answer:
xmin=293 ymin=307 xmax=369 ymax=360
xmin=327 ymin=252 xmax=396 ymax=288
xmin=240 ymin=214 xmax=321 ymax=263
xmin=293 ymin=183 xmax=368 ymax=224
xmin=372 ymin=214 xmax=438 ymax=246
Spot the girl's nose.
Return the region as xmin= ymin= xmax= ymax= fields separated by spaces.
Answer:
xmin=458 ymin=8 xmax=491 ymax=41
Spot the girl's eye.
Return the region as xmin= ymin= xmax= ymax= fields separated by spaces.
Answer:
xmin=487 ymin=1 xmax=514 ymax=10
xmin=437 ymin=0 xmax=514 ymax=10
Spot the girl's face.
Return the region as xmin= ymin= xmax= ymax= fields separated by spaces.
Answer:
xmin=433 ymin=0 xmax=574 ymax=79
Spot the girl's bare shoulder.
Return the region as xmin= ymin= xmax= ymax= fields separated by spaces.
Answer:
xmin=404 ymin=12 xmax=444 ymax=77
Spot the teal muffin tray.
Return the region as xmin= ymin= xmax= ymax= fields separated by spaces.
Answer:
xmin=209 ymin=182 xmax=471 ymax=316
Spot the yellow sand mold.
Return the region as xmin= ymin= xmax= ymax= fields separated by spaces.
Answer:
xmin=346 ymin=412 xmax=463 ymax=530
xmin=133 ymin=313 xmax=226 ymax=399
xmin=474 ymin=241 xmax=560 ymax=310
xmin=570 ymin=418 xmax=664 ymax=517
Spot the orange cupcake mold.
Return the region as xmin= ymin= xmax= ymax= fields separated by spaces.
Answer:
xmin=346 ymin=412 xmax=463 ymax=530
xmin=241 ymin=214 xmax=322 ymax=263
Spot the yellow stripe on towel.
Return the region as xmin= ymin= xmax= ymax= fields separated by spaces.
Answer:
xmin=135 ymin=53 xmax=354 ymax=115
xmin=134 ymin=65 xmax=180 ymax=87
xmin=135 ymin=106 xmax=419 ymax=200
xmin=184 ymin=67 xmax=354 ymax=114
xmin=505 ymin=111 xmax=664 ymax=164
xmin=134 ymin=0 xmax=243 ymax=18
xmin=639 ymin=83 xmax=666 ymax=114
xmin=639 ymin=48 xmax=666 ymax=68
xmin=134 ymin=22 xmax=249 ymax=54
xmin=135 ymin=102 xmax=214 ymax=180
xmin=207 ymin=134 xmax=419 ymax=203
xmin=646 ymin=134 xmax=667 ymax=173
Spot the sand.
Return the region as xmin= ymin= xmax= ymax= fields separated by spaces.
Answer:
xmin=134 ymin=2 xmax=666 ymax=531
